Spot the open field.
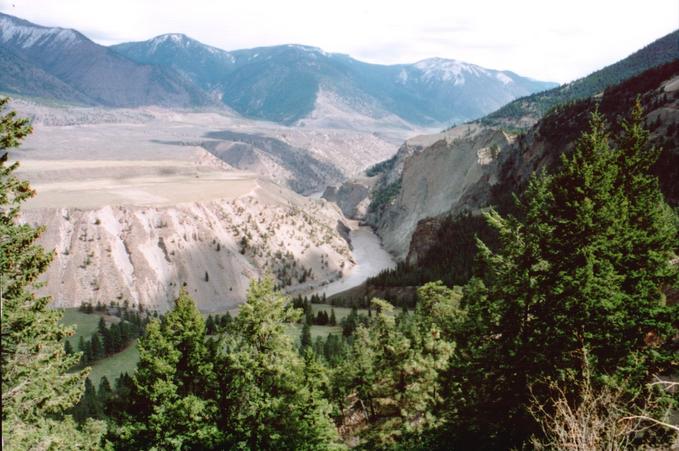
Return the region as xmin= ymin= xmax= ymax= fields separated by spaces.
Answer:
xmin=61 ymin=309 xmax=121 ymax=347
xmin=60 ymin=309 xmax=139 ymax=384
xmin=285 ymin=324 xmax=343 ymax=344
xmin=88 ymin=341 xmax=140 ymax=384
xmin=61 ymin=310 xmax=101 ymax=346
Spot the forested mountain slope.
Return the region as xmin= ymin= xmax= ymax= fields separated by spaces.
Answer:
xmin=481 ymin=29 xmax=679 ymax=128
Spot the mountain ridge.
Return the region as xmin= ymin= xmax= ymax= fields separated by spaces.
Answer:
xmin=0 ymin=12 xmax=213 ymax=108
xmin=113 ymin=35 xmax=557 ymax=125
xmin=0 ymin=12 xmax=556 ymax=126
xmin=481 ymin=28 xmax=679 ymax=128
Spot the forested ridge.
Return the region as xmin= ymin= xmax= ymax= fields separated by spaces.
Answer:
xmin=481 ymin=29 xmax=679 ymax=127
xmin=2 ymin=90 xmax=678 ymax=448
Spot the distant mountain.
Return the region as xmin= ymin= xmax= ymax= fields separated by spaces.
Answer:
xmin=0 ymin=13 xmax=211 ymax=107
xmin=111 ymin=33 xmax=237 ymax=92
xmin=113 ymin=37 xmax=557 ymax=125
xmin=482 ymin=29 xmax=679 ymax=128
xmin=0 ymin=12 xmax=556 ymax=125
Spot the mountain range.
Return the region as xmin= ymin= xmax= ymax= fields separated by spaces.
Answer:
xmin=0 ymin=12 xmax=556 ymax=126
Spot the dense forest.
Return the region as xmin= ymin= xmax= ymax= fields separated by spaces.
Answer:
xmin=2 ymin=88 xmax=678 ymax=450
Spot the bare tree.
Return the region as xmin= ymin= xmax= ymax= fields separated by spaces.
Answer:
xmin=529 ymin=353 xmax=678 ymax=450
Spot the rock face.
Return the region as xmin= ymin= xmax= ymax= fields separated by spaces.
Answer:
xmin=24 ymin=187 xmax=353 ymax=312
xmin=14 ymin=131 xmax=356 ymax=312
xmin=322 ymin=177 xmax=377 ymax=220
xmin=405 ymin=217 xmax=445 ymax=265
xmin=372 ymin=127 xmax=513 ymax=259
xmin=368 ymin=61 xmax=679 ymax=263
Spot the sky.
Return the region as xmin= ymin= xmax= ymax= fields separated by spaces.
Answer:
xmin=1 ymin=0 xmax=676 ymax=84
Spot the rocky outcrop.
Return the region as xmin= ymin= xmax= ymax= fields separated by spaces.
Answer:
xmin=376 ymin=62 xmax=679 ymax=263
xmin=322 ymin=177 xmax=377 ymax=220
xmin=405 ymin=217 xmax=445 ymax=265
xmin=374 ymin=127 xmax=513 ymax=259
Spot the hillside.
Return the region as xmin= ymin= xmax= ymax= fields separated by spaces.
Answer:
xmin=481 ymin=29 xmax=679 ymax=128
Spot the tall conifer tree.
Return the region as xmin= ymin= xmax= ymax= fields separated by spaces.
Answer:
xmin=0 ymin=97 xmax=104 ymax=448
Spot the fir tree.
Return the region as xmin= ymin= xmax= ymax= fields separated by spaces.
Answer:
xmin=0 ymin=97 xmax=104 ymax=448
xmin=300 ymin=321 xmax=312 ymax=350
xmin=215 ymin=277 xmax=340 ymax=449
xmin=78 ymin=336 xmax=89 ymax=364
xmin=339 ymin=295 xmax=454 ymax=448
xmin=449 ymin=107 xmax=679 ymax=448
xmin=89 ymin=334 xmax=103 ymax=361
xmin=73 ymin=377 xmax=100 ymax=422
xmin=614 ymin=99 xmax=679 ymax=380
xmin=115 ymin=289 xmax=219 ymax=449
xmin=98 ymin=376 xmax=113 ymax=407
xmin=206 ymin=314 xmax=215 ymax=335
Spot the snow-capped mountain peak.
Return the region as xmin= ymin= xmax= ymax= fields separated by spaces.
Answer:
xmin=0 ymin=13 xmax=79 ymax=48
xmin=414 ymin=57 xmax=491 ymax=85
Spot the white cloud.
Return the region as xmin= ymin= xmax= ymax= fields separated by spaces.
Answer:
xmin=1 ymin=0 xmax=676 ymax=83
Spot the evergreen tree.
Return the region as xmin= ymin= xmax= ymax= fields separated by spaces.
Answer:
xmin=78 ymin=336 xmax=89 ymax=364
xmin=97 ymin=376 xmax=113 ymax=408
xmin=220 ymin=311 xmax=233 ymax=331
xmin=64 ymin=340 xmax=74 ymax=356
xmin=206 ymin=314 xmax=215 ymax=335
xmin=110 ymin=322 xmax=122 ymax=353
xmin=614 ymin=99 xmax=679 ymax=380
xmin=313 ymin=335 xmax=325 ymax=356
xmin=0 ymin=97 xmax=104 ymax=448
xmin=448 ymin=108 xmax=678 ymax=448
xmin=300 ymin=321 xmax=312 ymax=350
xmin=215 ymin=277 xmax=340 ymax=450
xmin=115 ymin=289 xmax=219 ymax=449
xmin=89 ymin=334 xmax=103 ymax=361
xmin=339 ymin=296 xmax=454 ymax=448
xmin=97 ymin=316 xmax=106 ymax=335
xmin=73 ymin=377 xmax=100 ymax=422
xmin=329 ymin=308 xmax=337 ymax=326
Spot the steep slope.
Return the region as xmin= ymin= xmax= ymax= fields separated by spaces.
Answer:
xmin=112 ymin=37 xmax=557 ymax=125
xmin=369 ymin=60 xmax=679 ymax=266
xmin=0 ymin=46 xmax=91 ymax=104
xmin=370 ymin=126 xmax=513 ymax=258
xmin=17 ymin=153 xmax=356 ymax=312
xmin=482 ymin=29 xmax=679 ymax=128
xmin=0 ymin=13 xmax=212 ymax=107
xmin=201 ymin=130 xmax=344 ymax=194
xmin=334 ymin=31 xmax=679 ymax=262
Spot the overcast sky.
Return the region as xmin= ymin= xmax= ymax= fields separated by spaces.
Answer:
xmin=1 ymin=0 xmax=676 ymax=84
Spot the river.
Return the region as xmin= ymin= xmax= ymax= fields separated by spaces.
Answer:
xmin=309 ymin=225 xmax=396 ymax=298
